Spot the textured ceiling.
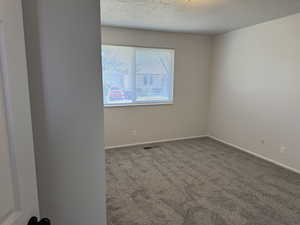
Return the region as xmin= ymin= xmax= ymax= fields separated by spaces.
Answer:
xmin=101 ymin=0 xmax=300 ymax=34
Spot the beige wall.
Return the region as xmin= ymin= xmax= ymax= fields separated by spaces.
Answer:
xmin=102 ymin=27 xmax=212 ymax=147
xmin=209 ymin=13 xmax=300 ymax=171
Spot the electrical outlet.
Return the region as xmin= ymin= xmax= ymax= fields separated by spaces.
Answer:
xmin=132 ymin=130 xmax=137 ymax=136
xmin=280 ymin=146 xmax=286 ymax=153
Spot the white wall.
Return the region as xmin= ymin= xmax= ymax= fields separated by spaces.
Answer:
xmin=23 ymin=1 xmax=106 ymax=224
xmin=102 ymin=26 xmax=212 ymax=147
xmin=209 ymin=13 xmax=300 ymax=172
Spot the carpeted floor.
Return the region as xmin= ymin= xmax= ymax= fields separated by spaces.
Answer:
xmin=106 ymin=137 xmax=300 ymax=225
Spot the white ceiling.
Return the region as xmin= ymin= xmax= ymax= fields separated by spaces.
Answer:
xmin=101 ymin=0 xmax=300 ymax=34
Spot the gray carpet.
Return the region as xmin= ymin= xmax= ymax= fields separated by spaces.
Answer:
xmin=106 ymin=137 xmax=300 ymax=225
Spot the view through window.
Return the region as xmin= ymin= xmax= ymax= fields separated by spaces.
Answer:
xmin=102 ymin=45 xmax=174 ymax=106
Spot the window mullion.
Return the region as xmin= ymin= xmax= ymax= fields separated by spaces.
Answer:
xmin=132 ymin=49 xmax=137 ymax=103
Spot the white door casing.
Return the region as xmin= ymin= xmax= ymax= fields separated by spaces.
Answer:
xmin=0 ymin=0 xmax=39 ymax=225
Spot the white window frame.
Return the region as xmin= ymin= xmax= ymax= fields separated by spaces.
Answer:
xmin=102 ymin=44 xmax=175 ymax=107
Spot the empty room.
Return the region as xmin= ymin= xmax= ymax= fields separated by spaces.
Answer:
xmin=101 ymin=1 xmax=300 ymax=225
xmin=2 ymin=1 xmax=300 ymax=225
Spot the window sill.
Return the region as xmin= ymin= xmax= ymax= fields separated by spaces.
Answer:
xmin=104 ymin=102 xmax=174 ymax=108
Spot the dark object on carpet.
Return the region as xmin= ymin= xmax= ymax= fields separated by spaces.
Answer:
xmin=106 ymin=137 xmax=300 ymax=225
xmin=144 ymin=146 xmax=160 ymax=150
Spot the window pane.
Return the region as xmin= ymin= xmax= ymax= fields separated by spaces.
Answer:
xmin=102 ymin=45 xmax=174 ymax=106
xmin=102 ymin=45 xmax=135 ymax=105
xmin=135 ymin=48 xmax=173 ymax=103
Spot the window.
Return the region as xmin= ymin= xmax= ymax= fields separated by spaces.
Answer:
xmin=101 ymin=45 xmax=174 ymax=106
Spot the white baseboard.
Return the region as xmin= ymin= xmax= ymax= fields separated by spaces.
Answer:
xmin=209 ymin=135 xmax=300 ymax=175
xmin=104 ymin=135 xmax=208 ymax=150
